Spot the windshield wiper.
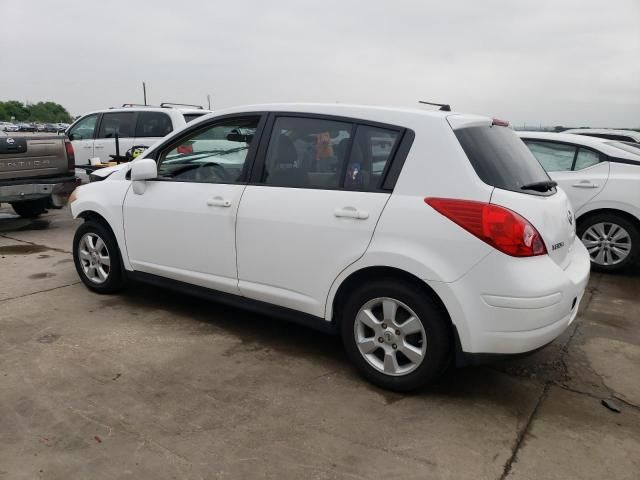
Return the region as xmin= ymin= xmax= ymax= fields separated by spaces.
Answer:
xmin=520 ymin=180 xmax=557 ymax=192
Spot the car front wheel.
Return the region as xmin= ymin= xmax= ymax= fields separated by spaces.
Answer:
xmin=341 ymin=279 xmax=451 ymax=392
xmin=73 ymin=220 xmax=124 ymax=293
xmin=578 ymin=213 xmax=639 ymax=272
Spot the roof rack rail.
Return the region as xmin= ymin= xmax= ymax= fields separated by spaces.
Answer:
xmin=418 ymin=100 xmax=451 ymax=112
xmin=160 ymin=102 xmax=204 ymax=110
xmin=120 ymin=103 xmax=161 ymax=108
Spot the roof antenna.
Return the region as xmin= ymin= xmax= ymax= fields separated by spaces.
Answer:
xmin=419 ymin=100 xmax=451 ymax=111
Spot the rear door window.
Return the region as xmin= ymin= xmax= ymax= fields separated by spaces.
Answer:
xmin=524 ymin=140 xmax=576 ymax=171
xmin=343 ymin=125 xmax=400 ymax=190
xmin=183 ymin=113 xmax=205 ymax=123
xmin=574 ymin=148 xmax=601 ymax=170
xmin=97 ymin=112 xmax=136 ymax=139
xmin=455 ymin=126 xmax=554 ymax=195
xmin=262 ymin=116 xmax=353 ymax=189
xmin=135 ymin=112 xmax=173 ymax=138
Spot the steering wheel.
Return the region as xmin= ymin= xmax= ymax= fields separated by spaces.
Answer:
xmin=194 ymin=161 xmax=231 ymax=182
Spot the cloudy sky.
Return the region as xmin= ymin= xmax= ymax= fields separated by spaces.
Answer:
xmin=1 ymin=0 xmax=638 ymax=127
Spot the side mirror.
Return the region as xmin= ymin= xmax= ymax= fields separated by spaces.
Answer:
xmin=131 ymin=158 xmax=157 ymax=181
xmin=131 ymin=158 xmax=157 ymax=194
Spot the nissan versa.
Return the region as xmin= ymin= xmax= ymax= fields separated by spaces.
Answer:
xmin=69 ymin=104 xmax=590 ymax=391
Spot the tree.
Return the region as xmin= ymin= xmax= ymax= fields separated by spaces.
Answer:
xmin=0 ymin=100 xmax=72 ymax=123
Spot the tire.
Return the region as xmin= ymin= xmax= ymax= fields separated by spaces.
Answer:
xmin=11 ymin=199 xmax=48 ymax=218
xmin=73 ymin=220 xmax=125 ymax=293
xmin=340 ymin=279 xmax=451 ymax=392
xmin=577 ymin=213 xmax=640 ymax=273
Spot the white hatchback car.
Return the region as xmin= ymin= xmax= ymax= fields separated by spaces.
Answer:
xmin=69 ymin=104 xmax=590 ymax=391
xmin=519 ymin=131 xmax=640 ymax=272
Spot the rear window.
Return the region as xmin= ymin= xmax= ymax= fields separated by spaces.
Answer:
xmin=183 ymin=113 xmax=205 ymax=123
xmin=455 ymin=125 xmax=554 ymax=196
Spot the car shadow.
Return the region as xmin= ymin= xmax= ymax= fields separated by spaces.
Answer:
xmin=99 ymin=280 xmax=550 ymax=407
xmin=0 ymin=210 xmax=52 ymax=233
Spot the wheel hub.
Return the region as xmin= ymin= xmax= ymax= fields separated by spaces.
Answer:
xmin=383 ymin=329 xmax=398 ymax=345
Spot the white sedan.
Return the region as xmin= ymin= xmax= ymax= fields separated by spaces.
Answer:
xmin=519 ymin=131 xmax=640 ymax=272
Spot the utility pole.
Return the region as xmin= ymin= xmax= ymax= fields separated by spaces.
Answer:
xmin=207 ymin=94 xmax=212 ymax=110
xmin=143 ymin=82 xmax=147 ymax=106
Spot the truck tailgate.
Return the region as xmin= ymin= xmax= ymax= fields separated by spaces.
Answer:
xmin=0 ymin=136 xmax=69 ymax=181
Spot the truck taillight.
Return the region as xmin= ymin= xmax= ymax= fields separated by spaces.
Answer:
xmin=65 ymin=140 xmax=75 ymax=171
xmin=425 ymin=198 xmax=547 ymax=257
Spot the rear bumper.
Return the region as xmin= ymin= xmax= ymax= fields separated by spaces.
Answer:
xmin=428 ymin=240 xmax=591 ymax=355
xmin=0 ymin=175 xmax=80 ymax=206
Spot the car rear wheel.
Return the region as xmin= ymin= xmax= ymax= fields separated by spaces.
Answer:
xmin=578 ymin=213 xmax=639 ymax=272
xmin=11 ymin=199 xmax=48 ymax=218
xmin=73 ymin=220 xmax=124 ymax=293
xmin=341 ymin=279 xmax=451 ymax=392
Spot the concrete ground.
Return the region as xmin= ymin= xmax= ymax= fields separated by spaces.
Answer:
xmin=1 ymin=205 xmax=639 ymax=480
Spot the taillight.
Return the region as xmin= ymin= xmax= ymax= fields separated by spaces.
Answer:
xmin=65 ymin=140 xmax=75 ymax=171
xmin=177 ymin=144 xmax=193 ymax=154
xmin=425 ymin=198 xmax=547 ymax=257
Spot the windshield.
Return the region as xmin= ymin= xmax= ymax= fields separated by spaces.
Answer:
xmin=455 ymin=125 xmax=554 ymax=196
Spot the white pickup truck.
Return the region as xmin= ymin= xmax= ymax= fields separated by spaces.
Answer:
xmin=0 ymin=131 xmax=80 ymax=217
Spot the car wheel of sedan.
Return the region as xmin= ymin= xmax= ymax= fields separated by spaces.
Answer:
xmin=341 ymin=279 xmax=451 ymax=392
xmin=578 ymin=213 xmax=640 ymax=272
xmin=73 ymin=220 xmax=124 ymax=293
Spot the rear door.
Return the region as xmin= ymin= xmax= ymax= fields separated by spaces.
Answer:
xmin=236 ymin=113 xmax=405 ymax=317
xmin=93 ymin=111 xmax=137 ymax=162
xmin=67 ymin=113 xmax=99 ymax=165
xmin=523 ymin=140 xmax=609 ymax=214
xmin=454 ymin=124 xmax=577 ymax=269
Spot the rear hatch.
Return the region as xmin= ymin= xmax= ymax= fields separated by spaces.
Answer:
xmin=0 ymin=135 xmax=69 ymax=181
xmin=451 ymin=118 xmax=576 ymax=269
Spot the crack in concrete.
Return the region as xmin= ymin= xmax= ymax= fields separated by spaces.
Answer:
xmin=0 ymin=281 xmax=81 ymax=304
xmin=497 ymin=276 xmax=603 ymax=480
xmin=499 ymin=382 xmax=550 ymax=480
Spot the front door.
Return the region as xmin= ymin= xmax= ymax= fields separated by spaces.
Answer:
xmin=67 ymin=113 xmax=99 ymax=165
xmin=236 ymin=114 xmax=403 ymax=317
xmin=122 ymin=115 xmax=263 ymax=294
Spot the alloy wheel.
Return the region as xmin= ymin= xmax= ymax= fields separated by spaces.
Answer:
xmin=78 ymin=232 xmax=111 ymax=284
xmin=353 ymin=297 xmax=427 ymax=376
xmin=581 ymin=222 xmax=632 ymax=266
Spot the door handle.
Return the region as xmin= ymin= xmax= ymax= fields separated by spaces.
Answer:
xmin=572 ymin=181 xmax=598 ymax=188
xmin=94 ymin=145 xmax=104 ymax=149
xmin=334 ymin=206 xmax=369 ymax=220
xmin=84 ymin=145 xmax=93 ymax=149
xmin=207 ymin=197 xmax=232 ymax=208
